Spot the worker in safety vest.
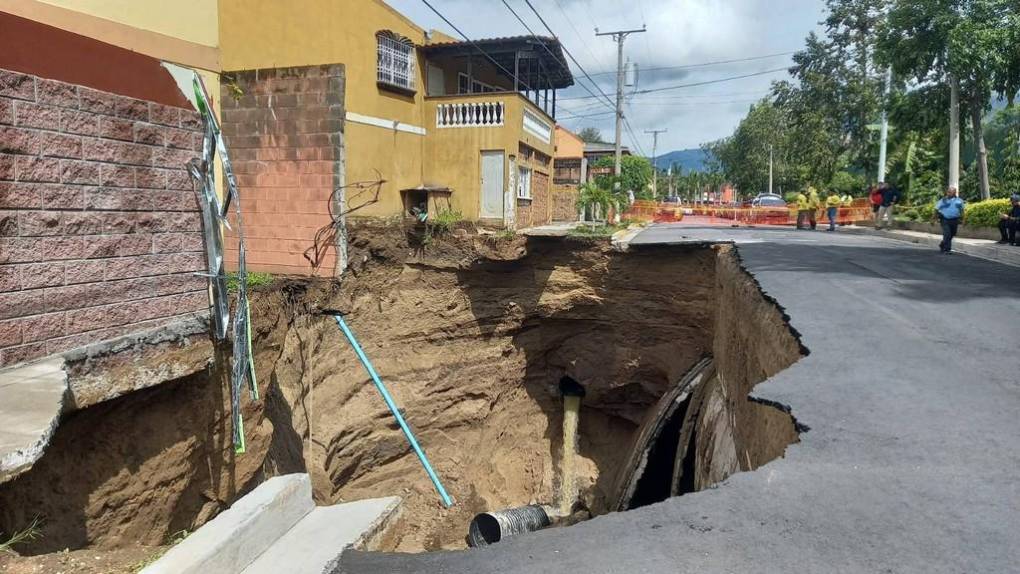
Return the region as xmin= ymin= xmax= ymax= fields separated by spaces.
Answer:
xmin=795 ymin=191 xmax=811 ymax=229
xmin=807 ymin=186 xmax=821 ymax=230
xmin=825 ymin=190 xmax=842 ymax=231
xmin=841 ymin=193 xmax=853 ymax=206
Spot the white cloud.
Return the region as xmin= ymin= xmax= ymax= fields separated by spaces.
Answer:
xmin=385 ymin=0 xmax=825 ymax=152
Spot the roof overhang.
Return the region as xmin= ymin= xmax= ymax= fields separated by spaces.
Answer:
xmin=421 ymin=36 xmax=575 ymax=90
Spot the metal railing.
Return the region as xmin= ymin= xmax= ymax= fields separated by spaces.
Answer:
xmin=435 ymin=101 xmax=505 ymax=128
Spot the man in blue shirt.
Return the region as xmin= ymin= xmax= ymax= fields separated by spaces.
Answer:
xmin=935 ymin=186 xmax=965 ymax=254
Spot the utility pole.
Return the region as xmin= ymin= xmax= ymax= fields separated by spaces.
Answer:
xmin=768 ymin=144 xmax=774 ymax=195
xmin=948 ymin=74 xmax=961 ymax=189
xmin=596 ymin=26 xmax=646 ymax=191
xmin=877 ymin=66 xmax=892 ymax=183
xmin=645 ymin=128 xmax=666 ymax=199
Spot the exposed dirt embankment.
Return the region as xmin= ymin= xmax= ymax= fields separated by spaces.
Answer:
xmin=269 ymin=238 xmax=717 ymax=551
xmin=670 ymin=246 xmax=804 ymax=494
xmin=0 ymin=226 xmax=806 ymax=568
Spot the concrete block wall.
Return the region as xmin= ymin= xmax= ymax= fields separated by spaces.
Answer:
xmin=0 ymin=68 xmax=208 ymax=367
xmin=220 ymin=65 xmax=345 ymax=276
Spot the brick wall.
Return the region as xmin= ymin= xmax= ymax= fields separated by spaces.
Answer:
xmin=531 ymin=170 xmax=550 ymax=227
xmin=0 ymin=68 xmax=208 ymax=367
xmin=220 ymin=64 xmax=345 ymax=276
xmin=551 ymin=186 xmax=578 ymax=222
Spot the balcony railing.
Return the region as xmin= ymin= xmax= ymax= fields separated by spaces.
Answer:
xmin=436 ymin=101 xmax=505 ymax=128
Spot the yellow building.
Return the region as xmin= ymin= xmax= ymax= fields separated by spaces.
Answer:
xmin=218 ymin=0 xmax=573 ymax=231
xmin=0 ymin=0 xmax=220 ymax=97
xmin=551 ymin=126 xmax=585 ymax=221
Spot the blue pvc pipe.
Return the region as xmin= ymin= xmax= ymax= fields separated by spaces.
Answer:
xmin=333 ymin=315 xmax=454 ymax=508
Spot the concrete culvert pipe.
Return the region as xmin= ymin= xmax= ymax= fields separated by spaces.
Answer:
xmin=467 ymin=505 xmax=551 ymax=547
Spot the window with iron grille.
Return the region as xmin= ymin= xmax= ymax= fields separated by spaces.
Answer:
xmin=377 ymin=32 xmax=415 ymax=91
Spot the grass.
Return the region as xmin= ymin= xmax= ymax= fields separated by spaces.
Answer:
xmin=0 ymin=517 xmax=43 ymax=555
xmin=226 ymin=271 xmax=274 ymax=292
xmin=567 ymin=223 xmax=625 ymax=238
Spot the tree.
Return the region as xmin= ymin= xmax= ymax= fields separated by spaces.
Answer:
xmin=878 ymin=0 xmax=1019 ymax=198
xmin=592 ymin=155 xmax=653 ymax=199
xmin=577 ymin=127 xmax=606 ymax=144
xmin=705 ymin=100 xmax=794 ymax=196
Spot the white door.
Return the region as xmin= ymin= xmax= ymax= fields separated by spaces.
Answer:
xmin=480 ymin=151 xmax=504 ymax=219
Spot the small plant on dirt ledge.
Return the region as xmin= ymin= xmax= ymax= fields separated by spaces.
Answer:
xmin=226 ymin=271 xmax=274 ymax=292
xmin=0 ymin=516 xmax=43 ymax=555
xmin=427 ymin=208 xmax=464 ymax=235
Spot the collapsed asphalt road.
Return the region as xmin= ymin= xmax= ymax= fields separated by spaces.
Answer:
xmin=339 ymin=225 xmax=1020 ymax=574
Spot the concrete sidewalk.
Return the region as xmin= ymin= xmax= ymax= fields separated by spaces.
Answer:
xmin=842 ymin=224 xmax=1020 ymax=267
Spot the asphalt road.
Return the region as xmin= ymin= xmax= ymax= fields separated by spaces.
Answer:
xmin=339 ymin=225 xmax=1020 ymax=574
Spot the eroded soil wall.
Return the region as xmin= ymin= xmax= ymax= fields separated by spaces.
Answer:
xmin=0 ymin=231 xmax=804 ymax=562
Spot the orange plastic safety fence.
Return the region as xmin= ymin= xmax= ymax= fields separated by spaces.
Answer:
xmin=622 ymin=201 xmax=873 ymax=226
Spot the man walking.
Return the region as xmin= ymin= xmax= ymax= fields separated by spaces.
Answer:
xmin=825 ymin=190 xmax=842 ymax=231
xmin=997 ymin=194 xmax=1020 ymax=245
xmin=876 ymin=182 xmax=900 ymax=229
xmin=935 ymin=186 xmax=965 ymax=254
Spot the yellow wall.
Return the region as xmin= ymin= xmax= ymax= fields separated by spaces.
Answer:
xmin=219 ymin=0 xmax=561 ymax=223
xmin=220 ymin=0 xmax=428 ymax=216
xmin=555 ymin=126 xmax=584 ymax=159
xmin=0 ymin=0 xmax=220 ymax=70
xmin=36 ymin=0 xmax=218 ymax=47
xmin=423 ymin=93 xmax=554 ymax=221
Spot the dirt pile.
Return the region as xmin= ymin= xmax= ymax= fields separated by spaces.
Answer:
xmin=0 ymin=225 xmax=805 ymax=567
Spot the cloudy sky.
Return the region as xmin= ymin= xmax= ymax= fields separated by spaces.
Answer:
xmin=386 ymin=0 xmax=826 ymax=155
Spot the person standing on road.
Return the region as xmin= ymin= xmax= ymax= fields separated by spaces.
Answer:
xmin=795 ymin=189 xmax=811 ymax=229
xmin=997 ymin=194 xmax=1020 ymax=245
xmin=807 ymin=186 xmax=821 ymax=230
xmin=825 ymin=190 xmax=842 ymax=231
xmin=877 ymin=182 xmax=900 ymax=229
xmin=869 ymin=185 xmax=883 ymax=226
xmin=935 ymin=186 xmax=965 ymax=254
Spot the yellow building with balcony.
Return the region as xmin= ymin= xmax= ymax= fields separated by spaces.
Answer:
xmin=218 ymin=0 xmax=574 ymax=260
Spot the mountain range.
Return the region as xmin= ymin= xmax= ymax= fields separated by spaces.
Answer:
xmin=652 ymin=148 xmax=713 ymax=173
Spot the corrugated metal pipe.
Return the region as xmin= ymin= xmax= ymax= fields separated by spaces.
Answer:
xmin=467 ymin=505 xmax=552 ymax=547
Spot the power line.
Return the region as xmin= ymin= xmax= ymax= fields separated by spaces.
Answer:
xmin=418 ymin=0 xmax=532 ymax=91
xmin=499 ymin=0 xmax=611 ymax=110
xmin=521 ymin=0 xmax=616 ymax=109
xmin=559 ymin=66 xmax=790 ymax=101
xmin=587 ymin=51 xmax=797 ymax=77
xmin=551 ymin=0 xmax=611 ymax=72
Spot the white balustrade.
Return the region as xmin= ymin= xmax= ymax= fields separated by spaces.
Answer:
xmin=435 ymin=101 xmax=505 ymax=128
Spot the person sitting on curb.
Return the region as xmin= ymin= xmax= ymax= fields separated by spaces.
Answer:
xmin=868 ymin=184 xmax=883 ymax=226
xmin=935 ymin=186 xmax=965 ymax=254
xmin=825 ymin=190 xmax=842 ymax=232
xmin=795 ymin=189 xmax=811 ymax=229
xmin=807 ymin=186 xmax=821 ymax=230
xmin=997 ymin=194 xmax=1020 ymax=246
xmin=877 ymin=182 xmax=900 ymax=229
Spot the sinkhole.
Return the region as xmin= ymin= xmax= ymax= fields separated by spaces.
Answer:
xmin=0 ymin=233 xmax=806 ymax=561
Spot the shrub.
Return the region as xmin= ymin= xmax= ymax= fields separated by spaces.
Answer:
xmin=964 ymin=198 xmax=1011 ymax=228
xmin=428 ymin=208 xmax=463 ymax=234
xmin=899 ymin=206 xmax=920 ymax=221
xmin=917 ymin=201 xmax=935 ymax=222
